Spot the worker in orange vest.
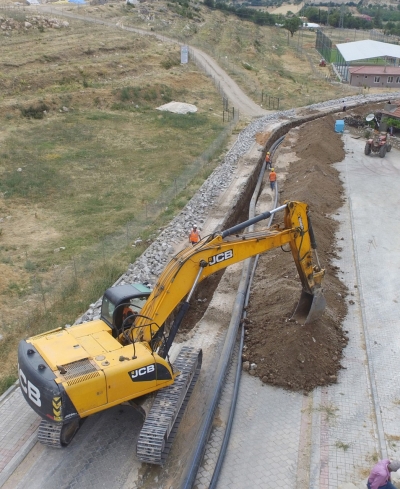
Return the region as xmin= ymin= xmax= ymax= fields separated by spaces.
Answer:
xmin=265 ymin=152 xmax=271 ymax=170
xmin=269 ymin=168 xmax=277 ymax=190
xmin=189 ymin=225 xmax=201 ymax=246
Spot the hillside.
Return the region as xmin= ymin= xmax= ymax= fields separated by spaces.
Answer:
xmin=0 ymin=0 xmax=395 ymax=392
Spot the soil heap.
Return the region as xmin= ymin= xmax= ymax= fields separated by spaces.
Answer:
xmin=245 ymin=114 xmax=349 ymax=392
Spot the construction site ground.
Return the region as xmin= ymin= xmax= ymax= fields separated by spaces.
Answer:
xmin=1 ymin=105 xmax=400 ymax=488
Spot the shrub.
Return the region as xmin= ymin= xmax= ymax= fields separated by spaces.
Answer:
xmin=20 ymin=102 xmax=49 ymax=119
xmin=161 ymin=56 xmax=181 ymax=70
xmin=386 ymin=117 xmax=400 ymax=129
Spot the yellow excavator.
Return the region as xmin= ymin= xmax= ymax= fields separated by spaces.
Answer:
xmin=18 ymin=201 xmax=326 ymax=465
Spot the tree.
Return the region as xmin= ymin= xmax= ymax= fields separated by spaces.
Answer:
xmin=283 ymin=16 xmax=302 ymax=37
xmin=374 ymin=6 xmax=382 ymax=28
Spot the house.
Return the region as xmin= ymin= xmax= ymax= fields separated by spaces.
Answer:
xmin=334 ymin=40 xmax=400 ymax=83
xmin=348 ymin=66 xmax=400 ymax=88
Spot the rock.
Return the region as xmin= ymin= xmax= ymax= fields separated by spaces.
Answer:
xmin=242 ymin=361 xmax=250 ymax=371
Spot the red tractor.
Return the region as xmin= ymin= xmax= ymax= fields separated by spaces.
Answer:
xmin=364 ymin=113 xmax=392 ymax=158
xmin=364 ymin=131 xmax=392 ymax=158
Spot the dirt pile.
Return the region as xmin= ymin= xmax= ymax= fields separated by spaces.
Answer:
xmin=246 ymin=114 xmax=349 ymax=392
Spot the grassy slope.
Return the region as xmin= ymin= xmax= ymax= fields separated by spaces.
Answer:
xmin=0 ymin=13 xmax=231 ymax=391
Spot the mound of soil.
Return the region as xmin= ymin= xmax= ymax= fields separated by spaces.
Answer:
xmin=245 ymin=114 xmax=349 ymax=392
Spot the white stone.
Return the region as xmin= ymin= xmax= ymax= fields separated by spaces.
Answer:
xmin=156 ymin=101 xmax=197 ymax=115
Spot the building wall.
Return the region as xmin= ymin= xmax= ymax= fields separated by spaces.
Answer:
xmin=350 ymin=73 xmax=400 ymax=88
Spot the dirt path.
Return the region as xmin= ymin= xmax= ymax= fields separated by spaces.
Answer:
xmin=39 ymin=5 xmax=269 ymax=119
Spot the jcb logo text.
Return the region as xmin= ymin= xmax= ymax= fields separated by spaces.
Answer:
xmin=19 ymin=368 xmax=41 ymax=407
xmin=130 ymin=364 xmax=155 ymax=379
xmin=208 ymin=249 xmax=233 ymax=266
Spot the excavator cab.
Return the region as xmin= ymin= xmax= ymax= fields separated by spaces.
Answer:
xmin=101 ymin=283 xmax=151 ymax=337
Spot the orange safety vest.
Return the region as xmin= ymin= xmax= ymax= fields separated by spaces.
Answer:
xmin=265 ymin=155 xmax=270 ymax=163
xmin=189 ymin=229 xmax=200 ymax=243
xmin=269 ymin=171 xmax=277 ymax=182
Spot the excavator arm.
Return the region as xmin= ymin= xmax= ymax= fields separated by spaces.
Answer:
xmin=128 ymin=201 xmax=325 ymax=346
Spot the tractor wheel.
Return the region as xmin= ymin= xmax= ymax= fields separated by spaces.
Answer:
xmin=379 ymin=145 xmax=387 ymax=158
xmin=387 ymin=144 xmax=392 ymax=153
xmin=364 ymin=143 xmax=371 ymax=155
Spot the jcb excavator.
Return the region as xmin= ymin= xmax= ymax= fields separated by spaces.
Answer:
xmin=18 ymin=201 xmax=326 ymax=465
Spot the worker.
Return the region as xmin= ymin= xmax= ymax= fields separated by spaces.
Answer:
xmin=122 ymin=305 xmax=134 ymax=323
xmin=189 ymin=225 xmax=201 ymax=246
xmin=367 ymin=459 xmax=400 ymax=489
xmin=265 ymin=152 xmax=271 ymax=170
xmin=269 ymin=168 xmax=277 ymax=191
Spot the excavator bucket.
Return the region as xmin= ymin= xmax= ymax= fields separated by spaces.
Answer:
xmin=291 ymin=288 xmax=326 ymax=325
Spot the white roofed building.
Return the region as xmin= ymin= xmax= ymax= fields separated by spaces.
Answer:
xmin=335 ymin=40 xmax=400 ymax=84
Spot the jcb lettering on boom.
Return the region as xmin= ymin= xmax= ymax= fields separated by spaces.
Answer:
xmin=208 ymin=249 xmax=233 ymax=266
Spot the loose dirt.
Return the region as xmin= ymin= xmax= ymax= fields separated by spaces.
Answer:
xmin=246 ymin=114 xmax=350 ymax=392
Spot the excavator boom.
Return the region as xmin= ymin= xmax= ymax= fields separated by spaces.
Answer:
xmin=130 ymin=200 xmax=325 ymax=346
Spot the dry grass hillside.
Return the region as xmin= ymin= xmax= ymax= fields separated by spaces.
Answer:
xmin=48 ymin=0 xmax=365 ymax=107
xmin=0 ymin=7 xmax=237 ymax=392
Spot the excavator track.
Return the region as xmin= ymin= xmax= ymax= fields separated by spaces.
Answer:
xmin=136 ymin=346 xmax=202 ymax=465
xmin=38 ymin=420 xmax=64 ymax=448
xmin=38 ymin=418 xmax=81 ymax=448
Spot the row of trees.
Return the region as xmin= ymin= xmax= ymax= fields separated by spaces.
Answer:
xmin=202 ymin=1 xmax=400 ymax=37
xmin=300 ymin=6 xmax=374 ymax=29
xmin=204 ymin=0 xmax=276 ymax=24
xmin=203 ymin=0 xmax=303 ymax=34
xmin=357 ymin=4 xmax=400 ymax=22
xmin=384 ymin=21 xmax=400 ymax=37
